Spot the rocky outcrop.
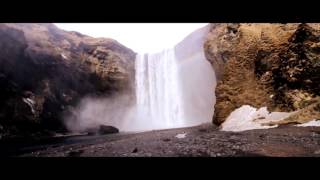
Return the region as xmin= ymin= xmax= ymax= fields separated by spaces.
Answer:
xmin=85 ymin=125 xmax=119 ymax=135
xmin=0 ymin=23 xmax=135 ymax=139
xmin=205 ymin=23 xmax=320 ymax=125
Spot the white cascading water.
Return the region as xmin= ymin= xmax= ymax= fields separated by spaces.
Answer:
xmin=65 ymin=24 xmax=216 ymax=133
xmin=129 ymin=24 xmax=216 ymax=132
xmin=135 ymin=49 xmax=185 ymax=130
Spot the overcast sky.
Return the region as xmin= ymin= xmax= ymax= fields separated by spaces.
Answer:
xmin=55 ymin=23 xmax=208 ymax=53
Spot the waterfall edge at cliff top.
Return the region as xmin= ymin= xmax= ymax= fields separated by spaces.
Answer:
xmin=122 ymin=24 xmax=217 ymax=132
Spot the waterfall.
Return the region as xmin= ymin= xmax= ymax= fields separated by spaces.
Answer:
xmin=130 ymin=24 xmax=216 ymax=132
xmin=135 ymin=48 xmax=185 ymax=130
xmin=64 ymin=24 xmax=216 ymax=133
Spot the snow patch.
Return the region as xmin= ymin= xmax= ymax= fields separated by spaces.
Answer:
xmin=221 ymin=105 xmax=294 ymax=132
xmin=295 ymin=120 xmax=320 ymax=127
xmin=22 ymin=97 xmax=35 ymax=114
xmin=61 ymin=53 xmax=68 ymax=59
xmin=175 ymin=133 xmax=187 ymax=139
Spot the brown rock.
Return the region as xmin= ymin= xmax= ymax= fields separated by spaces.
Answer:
xmin=0 ymin=23 xmax=135 ymax=139
xmin=205 ymin=23 xmax=320 ymax=125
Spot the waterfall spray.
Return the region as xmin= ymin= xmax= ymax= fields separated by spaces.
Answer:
xmin=65 ymin=25 xmax=216 ymax=133
xmin=129 ymin=24 xmax=216 ymax=131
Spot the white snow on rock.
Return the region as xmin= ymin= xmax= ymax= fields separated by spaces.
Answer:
xmin=175 ymin=133 xmax=187 ymax=139
xmin=221 ymin=105 xmax=294 ymax=132
xmin=295 ymin=120 xmax=320 ymax=127
xmin=61 ymin=53 xmax=68 ymax=60
xmin=22 ymin=97 xmax=36 ymax=114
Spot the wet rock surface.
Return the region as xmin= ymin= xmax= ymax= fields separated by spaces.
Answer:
xmin=98 ymin=125 xmax=119 ymax=134
xmin=86 ymin=125 xmax=119 ymax=135
xmin=13 ymin=124 xmax=320 ymax=157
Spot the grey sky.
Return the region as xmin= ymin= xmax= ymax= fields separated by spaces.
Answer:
xmin=55 ymin=23 xmax=208 ymax=53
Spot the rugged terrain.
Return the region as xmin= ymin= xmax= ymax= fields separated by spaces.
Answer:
xmin=0 ymin=23 xmax=135 ymax=140
xmin=1 ymin=23 xmax=320 ymax=157
xmin=204 ymin=23 xmax=320 ymax=125
xmin=3 ymin=124 xmax=319 ymax=157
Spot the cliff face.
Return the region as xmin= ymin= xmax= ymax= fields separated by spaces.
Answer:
xmin=3 ymin=23 xmax=320 ymax=139
xmin=0 ymin=23 xmax=135 ymax=139
xmin=205 ymin=23 xmax=320 ymax=125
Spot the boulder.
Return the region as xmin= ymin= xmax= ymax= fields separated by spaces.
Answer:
xmin=86 ymin=125 xmax=119 ymax=135
xmin=98 ymin=125 xmax=119 ymax=134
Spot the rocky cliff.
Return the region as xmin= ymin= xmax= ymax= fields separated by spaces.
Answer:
xmin=204 ymin=23 xmax=320 ymax=126
xmin=2 ymin=23 xmax=320 ymax=139
xmin=0 ymin=23 xmax=135 ymax=139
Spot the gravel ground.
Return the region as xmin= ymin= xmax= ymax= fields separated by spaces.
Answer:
xmin=9 ymin=123 xmax=320 ymax=157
